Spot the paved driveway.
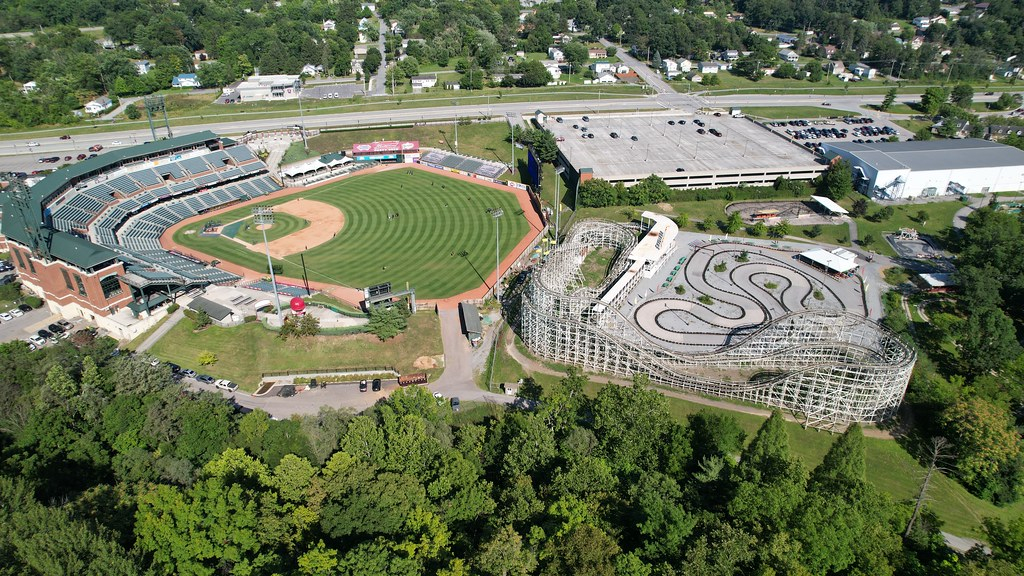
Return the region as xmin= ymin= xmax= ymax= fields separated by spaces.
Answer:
xmin=0 ymin=306 xmax=62 ymax=345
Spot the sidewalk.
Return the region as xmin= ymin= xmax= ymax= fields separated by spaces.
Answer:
xmin=136 ymin=308 xmax=185 ymax=352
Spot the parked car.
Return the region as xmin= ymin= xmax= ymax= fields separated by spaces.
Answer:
xmin=29 ymin=335 xmax=46 ymax=347
xmin=214 ymin=379 xmax=238 ymax=391
xmin=277 ymin=385 xmax=296 ymax=397
xmin=631 ymin=135 xmax=639 ymax=141
xmin=166 ymin=362 xmax=181 ymax=373
xmin=111 ymin=140 xmax=122 ymax=146
xmin=9 ymin=308 xmax=23 ymax=317
xmin=196 ymin=374 xmax=215 ymax=385
xmin=451 ymin=397 xmax=461 ymax=412
xmin=27 ymin=141 xmax=40 ymax=147
xmin=47 ymin=323 xmax=64 ymax=334
xmin=582 ymin=115 xmax=590 ymax=122
xmin=668 ymin=120 xmax=675 ymax=125
xmin=555 ymin=117 xmax=563 ymax=123
xmin=359 ymin=379 xmax=368 ymax=392
xmin=372 ymin=378 xmax=382 ymax=392
xmin=37 ymin=329 xmax=53 ymax=339
xmin=57 ymin=319 xmax=73 ymax=330
xmin=0 ymin=312 xmax=12 ymax=321
xmin=181 ymin=369 xmax=197 ymax=378
xmin=18 ymin=304 xmax=32 ymax=312
xmin=610 ymin=132 xmax=619 ymax=138
xmin=76 ymin=154 xmax=87 ymax=160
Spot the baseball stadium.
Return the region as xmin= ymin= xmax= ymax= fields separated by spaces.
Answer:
xmin=1 ymin=131 xmax=539 ymax=338
xmin=519 ymin=214 xmax=916 ymax=429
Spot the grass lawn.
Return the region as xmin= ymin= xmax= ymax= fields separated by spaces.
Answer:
xmin=790 ymin=222 xmax=851 ymax=246
xmin=893 ymin=118 xmax=932 ymax=134
xmin=229 ymin=213 xmax=309 ymax=244
xmin=282 ymin=141 xmax=319 ymax=164
xmin=743 ymin=106 xmax=860 ymax=119
xmin=306 ymin=122 xmax=510 ymax=164
xmin=173 ymin=169 xmax=532 ymax=298
xmin=839 ymin=196 xmax=965 ymax=256
xmin=149 ymin=312 xmax=443 ymax=389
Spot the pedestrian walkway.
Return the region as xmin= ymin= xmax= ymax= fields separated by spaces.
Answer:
xmin=136 ymin=308 xmax=185 ymax=352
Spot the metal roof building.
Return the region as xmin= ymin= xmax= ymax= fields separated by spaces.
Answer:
xmin=820 ymin=139 xmax=1024 ymax=200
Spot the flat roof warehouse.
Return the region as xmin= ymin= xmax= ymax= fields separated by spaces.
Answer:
xmin=543 ymin=111 xmax=827 ymax=189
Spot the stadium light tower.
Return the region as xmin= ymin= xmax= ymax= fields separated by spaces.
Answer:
xmin=554 ymin=165 xmax=566 ymax=242
xmin=492 ymin=209 xmax=504 ymax=300
xmin=253 ymin=205 xmax=283 ymax=324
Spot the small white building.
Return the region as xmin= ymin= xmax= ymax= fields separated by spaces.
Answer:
xmin=323 ymin=19 xmax=336 ymax=31
xmin=540 ymin=60 xmax=561 ymax=79
xmin=889 ymin=22 xmax=902 ymax=33
xmin=135 ymin=60 xmax=153 ymax=75
xmin=84 ymin=96 xmax=113 ymax=114
xmin=662 ymin=59 xmax=679 ymax=73
xmin=235 ymin=74 xmax=301 ymax=101
xmin=851 ymin=63 xmax=877 ymax=79
xmin=721 ymin=49 xmax=740 ymax=61
xmin=172 ymin=73 xmax=202 ymax=88
xmin=779 ymin=49 xmax=800 ymax=63
xmin=548 ymin=46 xmax=565 ymax=62
xmin=588 ymin=48 xmax=607 ymax=59
xmin=591 ymin=60 xmax=614 ymax=74
xmin=21 ymin=80 xmax=37 ymax=94
xmin=678 ymin=59 xmax=692 ymax=73
xmin=301 ymin=64 xmax=324 ymax=76
xmin=595 ymin=71 xmax=617 ymax=83
xmin=912 ymin=16 xmax=931 ymax=29
xmin=411 ymin=74 xmax=437 ymax=91
xmin=698 ymin=61 xmax=720 ymax=74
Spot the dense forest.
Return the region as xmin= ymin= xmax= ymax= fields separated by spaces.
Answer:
xmin=2 ymin=331 xmax=1023 ymax=575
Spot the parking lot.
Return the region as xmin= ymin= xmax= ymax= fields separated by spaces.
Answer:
xmin=762 ymin=116 xmax=904 ymax=155
xmin=215 ymin=82 xmax=364 ymax=104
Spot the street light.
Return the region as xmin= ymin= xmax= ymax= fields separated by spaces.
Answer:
xmin=492 ymin=209 xmax=504 ymax=300
xmin=554 ymin=165 xmax=566 ymax=242
xmin=253 ymin=205 xmax=283 ymax=324
xmin=297 ymin=83 xmax=308 ymax=151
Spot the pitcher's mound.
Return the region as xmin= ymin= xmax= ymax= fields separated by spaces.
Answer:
xmin=413 ymin=356 xmax=438 ymax=370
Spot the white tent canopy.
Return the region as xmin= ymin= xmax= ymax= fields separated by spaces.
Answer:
xmin=810 ymin=195 xmax=850 ymax=215
xmin=798 ymin=248 xmax=859 ymax=274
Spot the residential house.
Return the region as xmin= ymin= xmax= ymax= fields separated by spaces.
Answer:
xmin=721 ymin=49 xmax=740 ymax=61
xmin=889 ymin=22 xmax=902 ymax=33
xmin=591 ymin=60 xmax=614 ymax=74
xmin=993 ymin=63 xmax=1023 ymax=80
xmin=134 ymin=60 xmax=153 ymax=75
xmin=552 ymin=33 xmax=572 ymax=45
xmin=829 ymin=61 xmax=846 ymax=75
xmin=389 ymin=20 xmax=403 ymax=35
xmin=360 ymin=2 xmax=376 ymax=10
xmin=698 ymin=61 xmax=720 ymax=74
xmin=702 ymin=11 xmax=716 ymax=17
xmin=595 ymin=71 xmax=617 ymax=83
xmin=540 ymin=60 xmax=561 ymax=79
xmin=615 ymin=71 xmax=640 ymax=83
xmin=21 ymin=80 xmax=37 ymax=94
xmin=678 ymin=59 xmax=693 ymax=73
xmin=662 ymin=59 xmax=679 ymax=74
xmin=687 ymin=73 xmax=704 ymax=83
xmin=912 ymin=16 xmax=932 ymax=29
xmin=932 ymin=118 xmax=971 ymax=138
xmin=354 ymin=45 xmax=369 ymax=58
xmin=779 ymin=49 xmax=800 ymax=63
xmin=823 ymin=45 xmax=838 ymax=59
xmin=614 ymin=64 xmax=631 ymax=74
xmin=301 ymin=64 xmax=324 ymax=76
xmin=911 ymin=35 xmax=925 ymax=50
xmin=548 ymin=46 xmax=565 ymax=62
xmin=975 ymin=3 xmax=990 ymax=15
xmin=851 ymin=63 xmax=876 ymax=79
xmin=931 ymin=15 xmax=947 ymax=25
xmin=84 ymin=96 xmax=113 ymax=114
xmin=99 ymin=38 xmax=116 ymax=50
xmin=322 ymin=19 xmax=336 ymax=31
xmin=588 ymin=48 xmax=606 ymax=59
xmin=986 ymin=125 xmax=1024 ymax=140
xmin=567 ymin=18 xmax=578 ymax=32
xmin=358 ymin=17 xmax=370 ymax=31
xmin=411 ymin=74 xmax=437 ymax=91
xmin=193 ymin=50 xmax=208 ymax=62
xmin=776 ymin=34 xmax=798 ymax=47
xmin=172 ymin=73 xmax=202 ymax=88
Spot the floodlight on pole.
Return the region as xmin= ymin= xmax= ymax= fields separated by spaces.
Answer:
xmin=297 ymin=83 xmax=308 ymax=151
xmin=253 ymin=205 xmax=283 ymax=324
xmin=554 ymin=165 xmax=566 ymax=243
xmin=492 ymin=209 xmax=504 ymax=300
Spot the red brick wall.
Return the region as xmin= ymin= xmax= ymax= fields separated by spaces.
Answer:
xmin=9 ymin=244 xmax=132 ymax=316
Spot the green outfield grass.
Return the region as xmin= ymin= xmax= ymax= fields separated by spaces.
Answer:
xmin=230 ymin=213 xmax=310 ymax=245
xmin=172 ymin=169 xmax=532 ymax=298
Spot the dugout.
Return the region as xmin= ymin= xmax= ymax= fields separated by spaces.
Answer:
xmin=459 ymin=301 xmax=482 ymax=345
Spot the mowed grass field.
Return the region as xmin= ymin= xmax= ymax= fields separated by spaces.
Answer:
xmin=230 ymin=213 xmax=310 ymax=245
xmin=172 ymin=169 xmax=533 ymax=298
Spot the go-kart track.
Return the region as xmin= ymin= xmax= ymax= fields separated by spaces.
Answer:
xmin=519 ymin=217 xmax=915 ymax=429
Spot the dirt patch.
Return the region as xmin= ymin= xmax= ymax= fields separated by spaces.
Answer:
xmin=250 ymin=198 xmax=345 ymax=258
xmin=413 ymin=356 xmax=438 ymax=370
xmin=657 ymin=203 xmax=673 ymax=212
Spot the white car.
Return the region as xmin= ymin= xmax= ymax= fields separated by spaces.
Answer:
xmin=214 ymin=379 xmax=238 ymax=392
xmin=111 ymin=140 xmax=122 ymax=146
xmin=9 ymin=308 xmax=23 ymax=317
xmin=26 ymin=141 xmax=40 ymax=147
xmin=0 ymin=312 xmax=12 ymax=322
xmin=29 ymin=335 xmax=46 ymax=347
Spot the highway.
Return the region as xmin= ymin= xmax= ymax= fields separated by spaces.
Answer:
xmin=0 ymin=83 xmax=1017 ymax=174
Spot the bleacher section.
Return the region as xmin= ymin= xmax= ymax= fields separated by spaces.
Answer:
xmin=40 ymin=143 xmax=279 ymax=287
xmin=418 ymin=149 xmax=508 ymax=179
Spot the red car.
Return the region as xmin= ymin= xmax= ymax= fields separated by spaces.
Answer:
xmin=88 ymin=144 xmax=103 ymax=152
xmin=76 ymin=153 xmax=86 ymax=160
xmin=59 ymin=134 xmax=71 ymax=140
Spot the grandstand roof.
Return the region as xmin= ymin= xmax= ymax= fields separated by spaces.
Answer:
xmin=13 ymin=228 xmax=122 ymax=269
xmin=188 ymin=296 xmax=233 ymax=320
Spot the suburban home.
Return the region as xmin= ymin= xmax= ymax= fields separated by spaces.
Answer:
xmin=358 ymin=17 xmax=370 ymax=31
xmin=193 ymin=50 xmax=208 ymax=62
xmin=911 ymin=35 xmax=925 ymax=50
xmin=134 ymin=60 xmax=153 ymax=75
xmin=615 ymin=71 xmax=640 ymax=83
xmin=548 ymin=46 xmax=565 ymax=62
xmin=662 ymin=59 xmax=679 ymax=74
xmin=779 ymin=49 xmax=800 ymax=63
xmin=567 ymin=18 xmax=578 ymax=32
xmin=84 ymin=96 xmax=113 ymax=114
xmin=851 ymin=63 xmax=877 ymax=79
xmin=552 ymin=33 xmax=572 ymax=45
xmin=540 ymin=60 xmax=561 ymax=79
xmin=411 ymin=74 xmax=437 ymax=91
xmin=389 ymin=20 xmax=403 ymax=35
xmin=614 ymin=64 xmax=631 ymax=74
xmin=721 ymin=49 xmax=740 ymax=61
xmin=591 ymin=60 xmax=614 ymax=74
xmin=824 ymin=45 xmax=838 ymax=58
xmin=830 ymin=61 xmax=846 ymax=75
xmin=889 ymin=22 xmax=902 ymax=33
xmin=354 ymin=45 xmax=369 ymax=57
xmin=172 ymin=73 xmax=202 ymax=88
xmin=322 ymin=19 xmax=336 ymax=31
xmin=698 ymin=61 xmax=720 ymax=74
xmin=687 ymin=73 xmax=704 ymax=83
xmin=98 ymin=38 xmax=116 ymax=50
xmin=301 ymin=64 xmax=324 ymax=76
xmin=986 ymin=125 xmax=1024 ymax=140
xmin=21 ymin=80 xmax=36 ymax=94
xmin=678 ymin=59 xmax=692 ymax=73
xmin=931 ymin=16 xmax=947 ymax=25
xmin=595 ymin=71 xmax=617 ymax=84
xmin=912 ymin=16 xmax=932 ymax=29
xmin=360 ymin=2 xmax=376 ymax=10
xmin=588 ymin=48 xmax=606 ymax=59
